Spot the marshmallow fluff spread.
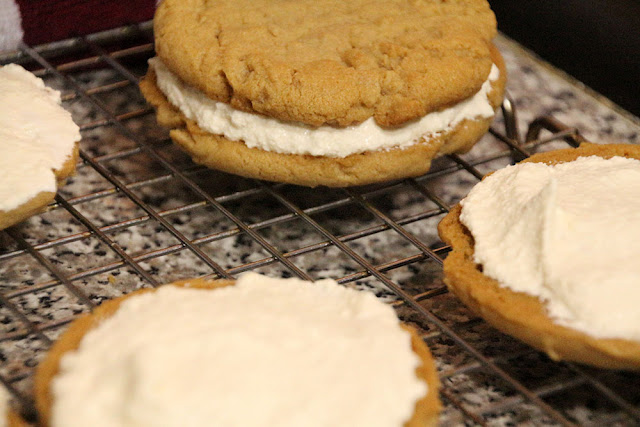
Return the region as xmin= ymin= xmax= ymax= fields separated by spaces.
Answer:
xmin=460 ymin=156 xmax=640 ymax=341
xmin=149 ymin=57 xmax=499 ymax=158
xmin=0 ymin=64 xmax=80 ymax=211
xmin=51 ymin=273 xmax=427 ymax=427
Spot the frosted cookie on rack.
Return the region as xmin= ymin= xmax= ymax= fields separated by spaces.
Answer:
xmin=140 ymin=0 xmax=506 ymax=187
xmin=438 ymin=143 xmax=640 ymax=369
xmin=35 ymin=273 xmax=441 ymax=427
xmin=0 ymin=64 xmax=80 ymax=230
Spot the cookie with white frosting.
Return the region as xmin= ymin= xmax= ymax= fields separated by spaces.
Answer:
xmin=140 ymin=0 xmax=506 ymax=187
xmin=0 ymin=64 xmax=80 ymax=231
xmin=438 ymin=143 xmax=640 ymax=369
xmin=35 ymin=273 xmax=441 ymax=426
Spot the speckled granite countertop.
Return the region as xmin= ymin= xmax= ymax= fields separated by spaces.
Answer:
xmin=0 ymin=25 xmax=639 ymax=425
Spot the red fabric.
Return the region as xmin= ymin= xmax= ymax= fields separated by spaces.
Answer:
xmin=16 ymin=0 xmax=155 ymax=45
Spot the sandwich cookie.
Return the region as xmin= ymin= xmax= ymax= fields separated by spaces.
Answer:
xmin=140 ymin=0 xmax=506 ymax=187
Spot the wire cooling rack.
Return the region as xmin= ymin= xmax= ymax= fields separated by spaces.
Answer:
xmin=1 ymin=21 xmax=639 ymax=426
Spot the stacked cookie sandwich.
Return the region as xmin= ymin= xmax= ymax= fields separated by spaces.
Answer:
xmin=141 ymin=0 xmax=506 ymax=187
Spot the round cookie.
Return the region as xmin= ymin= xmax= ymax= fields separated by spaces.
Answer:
xmin=0 ymin=64 xmax=81 ymax=231
xmin=139 ymin=45 xmax=506 ymax=187
xmin=35 ymin=277 xmax=441 ymax=426
xmin=142 ymin=0 xmax=506 ymax=187
xmin=438 ymin=143 xmax=640 ymax=370
xmin=154 ymin=0 xmax=498 ymax=127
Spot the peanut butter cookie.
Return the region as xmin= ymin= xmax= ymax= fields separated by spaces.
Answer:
xmin=155 ymin=0 xmax=497 ymax=127
xmin=35 ymin=277 xmax=441 ymax=426
xmin=0 ymin=64 xmax=80 ymax=231
xmin=438 ymin=143 xmax=640 ymax=370
xmin=142 ymin=0 xmax=505 ymax=186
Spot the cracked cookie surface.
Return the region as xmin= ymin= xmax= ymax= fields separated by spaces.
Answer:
xmin=154 ymin=0 xmax=497 ymax=127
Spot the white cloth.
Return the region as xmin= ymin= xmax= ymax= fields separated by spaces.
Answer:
xmin=0 ymin=0 xmax=23 ymax=52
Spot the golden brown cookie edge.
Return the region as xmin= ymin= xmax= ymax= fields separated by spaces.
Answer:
xmin=8 ymin=408 xmax=32 ymax=427
xmin=0 ymin=143 xmax=79 ymax=231
xmin=404 ymin=325 xmax=441 ymax=427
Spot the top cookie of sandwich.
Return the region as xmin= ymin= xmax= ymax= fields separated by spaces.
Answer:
xmin=154 ymin=0 xmax=497 ymax=127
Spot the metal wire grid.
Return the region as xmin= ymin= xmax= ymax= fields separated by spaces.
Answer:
xmin=0 ymin=21 xmax=639 ymax=426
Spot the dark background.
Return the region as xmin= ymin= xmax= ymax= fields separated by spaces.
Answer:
xmin=490 ymin=0 xmax=640 ymax=116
